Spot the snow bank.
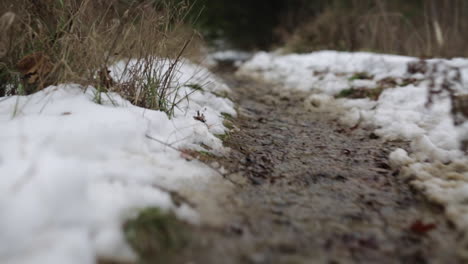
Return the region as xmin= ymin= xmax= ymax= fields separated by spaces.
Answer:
xmin=238 ymin=51 xmax=415 ymax=94
xmin=239 ymin=50 xmax=468 ymax=232
xmin=0 ymin=60 xmax=235 ymax=263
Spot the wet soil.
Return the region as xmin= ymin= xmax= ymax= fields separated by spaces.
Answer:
xmin=155 ymin=71 xmax=461 ymax=263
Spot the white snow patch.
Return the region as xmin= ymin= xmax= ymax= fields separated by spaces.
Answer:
xmin=304 ymin=94 xmax=334 ymax=110
xmin=238 ymin=50 xmax=415 ymax=94
xmin=0 ymin=60 xmax=235 ymax=264
xmin=239 ymin=50 xmax=468 ymax=233
xmin=389 ymin=148 xmax=414 ymax=168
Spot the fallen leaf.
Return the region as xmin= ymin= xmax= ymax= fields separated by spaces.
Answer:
xmin=410 ymin=220 xmax=437 ymax=235
xmin=193 ymin=110 xmax=206 ymax=123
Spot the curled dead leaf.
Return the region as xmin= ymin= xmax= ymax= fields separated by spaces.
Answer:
xmin=16 ymin=52 xmax=53 ymax=93
xmin=193 ymin=110 xmax=206 ymax=123
xmin=410 ymin=220 xmax=437 ymax=235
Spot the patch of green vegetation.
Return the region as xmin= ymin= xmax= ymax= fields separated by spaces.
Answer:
xmin=336 ymin=87 xmax=385 ymax=100
xmin=399 ymin=78 xmax=421 ymax=87
xmin=198 ymin=150 xmax=216 ymax=158
xmin=336 ymin=88 xmax=355 ymax=98
xmin=92 ymin=86 xmax=118 ymax=107
xmin=184 ymin=83 xmax=204 ymax=91
xmin=93 ymin=87 xmax=105 ymax=105
xmin=124 ymin=208 xmax=190 ymax=263
xmin=139 ymin=76 xmax=178 ymax=116
xmin=367 ymin=87 xmax=386 ymax=100
xmin=349 ymin=72 xmax=374 ymax=81
xmin=215 ymin=132 xmax=231 ymax=142
xmin=212 ymin=90 xmax=231 ymax=99
xmin=221 ymin=112 xmax=233 ymax=120
xmin=221 ymin=113 xmax=236 ymax=130
xmin=223 ymin=120 xmax=235 ymax=130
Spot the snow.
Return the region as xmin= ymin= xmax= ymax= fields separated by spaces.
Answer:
xmin=238 ymin=51 xmax=415 ymax=94
xmin=0 ymin=60 xmax=235 ymax=263
xmin=206 ymin=50 xmax=252 ymax=68
xmin=389 ymin=148 xmax=414 ymax=167
xmin=238 ymin=50 xmax=468 ymax=232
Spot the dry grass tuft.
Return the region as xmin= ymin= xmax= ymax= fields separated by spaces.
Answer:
xmin=0 ymin=0 xmax=202 ymax=115
xmin=281 ymin=1 xmax=468 ymax=58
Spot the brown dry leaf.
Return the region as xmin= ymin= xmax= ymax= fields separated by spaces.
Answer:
xmin=98 ymin=68 xmax=115 ymax=89
xmin=179 ymin=149 xmax=195 ymax=161
xmin=16 ymin=52 xmax=53 ymax=90
xmin=410 ymin=220 xmax=437 ymax=235
xmin=193 ymin=110 xmax=206 ymax=123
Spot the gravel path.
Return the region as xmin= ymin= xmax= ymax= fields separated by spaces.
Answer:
xmin=139 ymin=71 xmax=461 ymax=264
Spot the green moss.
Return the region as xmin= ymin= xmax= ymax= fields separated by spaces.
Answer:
xmin=124 ymin=208 xmax=190 ymax=263
xmin=215 ymin=133 xmax=231 ymax=142
xmin=336 ymin=88 xmax=355 ymax=98
xmin=348 ymin=72 xmax=374 ymax=81
xmin=212 ymin=91 xmax=231 ymax=99
xmin=198 ymin=150 xmax=216 ymax=158
xmin=336 ymin=87 xmax=385 ymax=100
xmin=184 ymin=83 xmax=204 ymax=91
xmin=223 ymin=121 xmax=234 ymax=130
xmin=221 ymin=112 xmax=233 ymax=120
xmin=399 ymin=78 xmax=421 ymax=87
xmin=221 ymin=113 xmax=236 ymax=130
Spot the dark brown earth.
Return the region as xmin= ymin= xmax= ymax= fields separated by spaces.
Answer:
xmin=127 ymin=70 xmax=462 ymax=264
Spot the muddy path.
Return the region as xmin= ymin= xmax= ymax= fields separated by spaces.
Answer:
xmin=132 ymin=70 xmax=461 ymax=264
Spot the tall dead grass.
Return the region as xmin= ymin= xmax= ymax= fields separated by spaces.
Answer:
xmin=0 ymin=0 xmax=202 ymax=116
xmin=281 ymin=0 xmax=468 ymax=58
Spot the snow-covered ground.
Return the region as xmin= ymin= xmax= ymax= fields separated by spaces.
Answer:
xmin=0 ymin=60 xmax=235 ymax=263
xmin=238 ymin=51 xmax=468 ymax=232
xmin=3 ymin=49 xmax=468 ymax=263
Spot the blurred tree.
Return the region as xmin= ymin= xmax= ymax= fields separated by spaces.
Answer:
xmin=182 ymin=0 xmax=286 ymax=49
xmin=181 ymin=0 xmax=412 ymax=49
xmin=176 ymin=0 xmax=468 ymax=57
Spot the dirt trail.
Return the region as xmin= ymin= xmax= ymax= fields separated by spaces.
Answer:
xmin=163 ymin=71 xmax=461 ymax=263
